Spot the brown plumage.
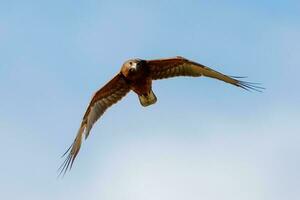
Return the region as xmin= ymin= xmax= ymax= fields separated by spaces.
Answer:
xmin=59 ymin=56 xmax=263 ymax=176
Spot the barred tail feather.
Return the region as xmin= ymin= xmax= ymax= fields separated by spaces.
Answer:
xmin=138 ymin=89 xmax=157 ymax=107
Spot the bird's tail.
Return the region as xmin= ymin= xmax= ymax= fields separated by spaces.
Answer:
xmin=138 ymin=89 xmax=157 ymax=107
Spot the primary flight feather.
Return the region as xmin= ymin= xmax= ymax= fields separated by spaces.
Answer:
xmin=59 ymin=56 xmax=263 ymax=176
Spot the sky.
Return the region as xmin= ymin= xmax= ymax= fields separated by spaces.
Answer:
xmin=0 ymin=0 xmax=300 ymax=199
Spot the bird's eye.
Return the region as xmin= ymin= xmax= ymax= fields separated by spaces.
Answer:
xmin=129 ymin=62 xmax=133 ymax=65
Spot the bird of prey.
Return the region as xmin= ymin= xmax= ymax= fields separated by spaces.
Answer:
xmin=59 ymin=56 xmax=263 ymax=176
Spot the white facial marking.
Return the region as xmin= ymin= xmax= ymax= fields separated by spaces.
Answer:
xmin=131 ymin=62 xmax=137 ymax=70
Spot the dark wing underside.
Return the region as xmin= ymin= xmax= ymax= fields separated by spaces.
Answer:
xmin=147 ymin=56 xmax=263 ymax=92
xmin=59 ymin=73 xmax=130 ymax=176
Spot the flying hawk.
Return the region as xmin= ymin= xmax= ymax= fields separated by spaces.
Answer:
xmin=59 ymin=56 xmax=263 ymax=175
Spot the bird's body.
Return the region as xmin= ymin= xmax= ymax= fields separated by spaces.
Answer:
xmin=120 ymin=59 xmax=156 ymax=106
xmin=59 ymin=56 xmax=263 ymax=176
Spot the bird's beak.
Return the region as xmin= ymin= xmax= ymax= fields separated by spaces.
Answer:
xmin=131 ymin=63 xmax=137 ymax=70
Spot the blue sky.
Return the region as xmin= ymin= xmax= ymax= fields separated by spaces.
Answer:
xmin=1 ymin=0 xmax=300 ymax=199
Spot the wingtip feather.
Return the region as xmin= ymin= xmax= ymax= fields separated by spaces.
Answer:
xmin=236 ymin=80 xmax=265 ymax=92
xmin=57 ymin=124 xmax=85 ymax=178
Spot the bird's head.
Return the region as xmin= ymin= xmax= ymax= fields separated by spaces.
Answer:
xmin=121 ymin=58 xmax=146 ymax=80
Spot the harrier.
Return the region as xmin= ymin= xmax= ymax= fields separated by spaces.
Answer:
xmin=59 ymin=56 xmax=263 ymax=175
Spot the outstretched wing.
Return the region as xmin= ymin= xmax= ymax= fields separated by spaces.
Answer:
xmin=147 ymin=56 xmax=263 ymax=91
xmin=59 ymin=73 xmax=130 ymax=176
